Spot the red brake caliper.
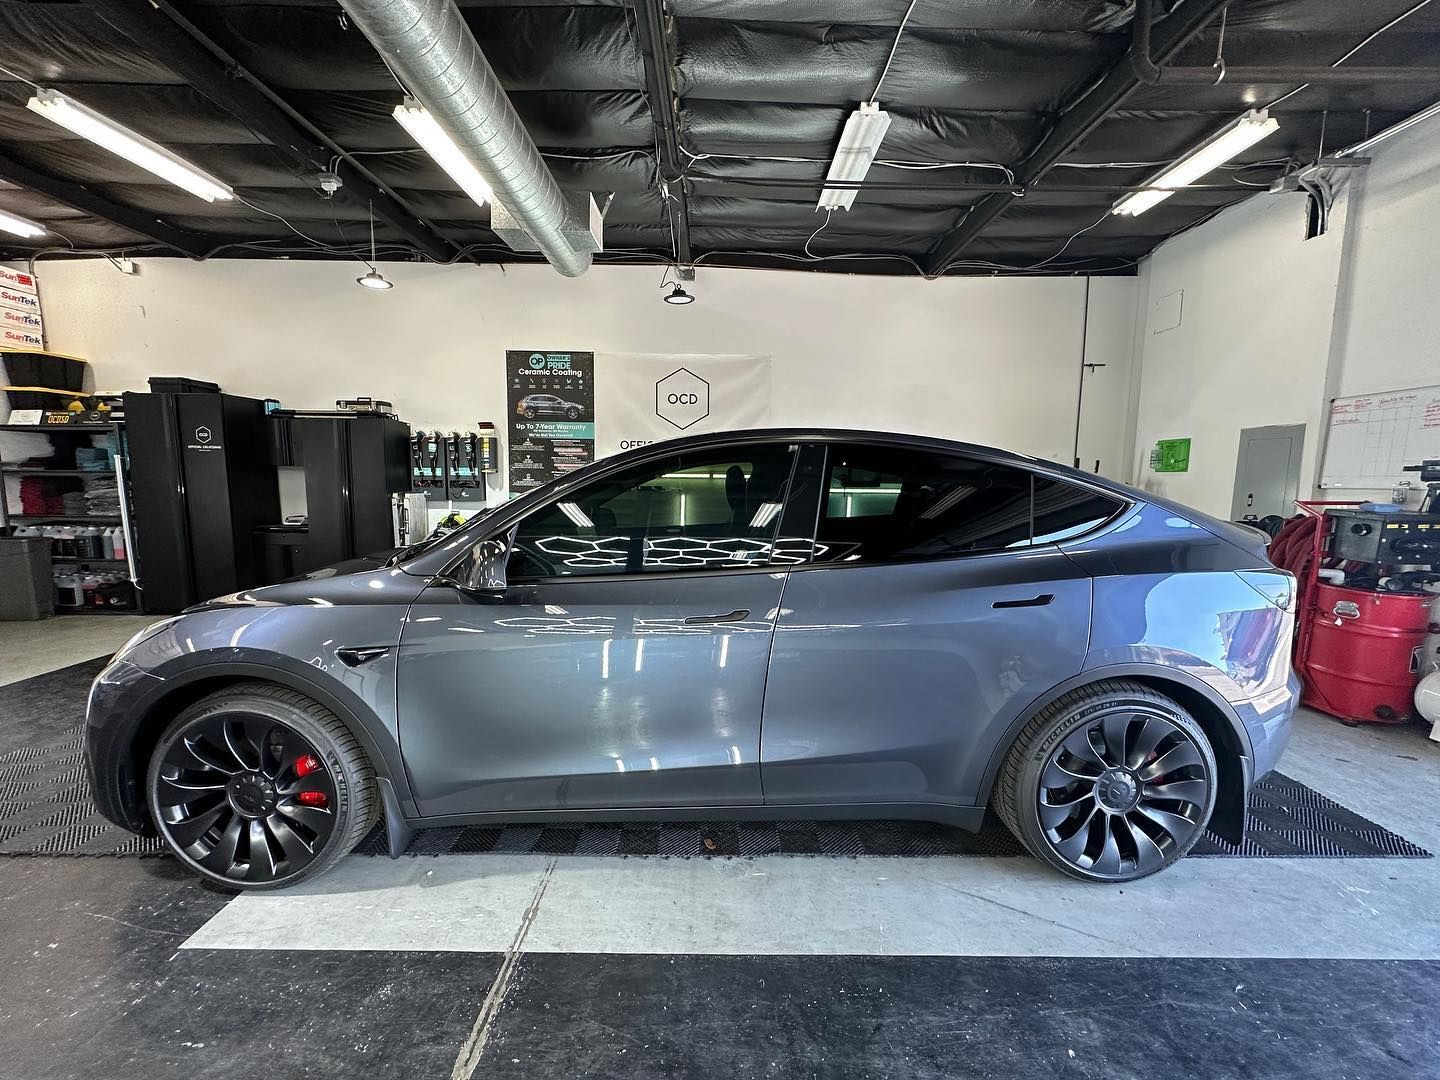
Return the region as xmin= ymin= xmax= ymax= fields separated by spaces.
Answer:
xmin=294 ymin=754 xmax=329 ymax=807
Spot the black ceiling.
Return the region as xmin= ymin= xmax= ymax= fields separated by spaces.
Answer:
xmin=1 ymin=0 xmax=1438 ymax=276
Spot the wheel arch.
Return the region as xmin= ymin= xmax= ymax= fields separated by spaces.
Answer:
xmin=114 ymin=661 xmax=412 ymax=834
xmin=978 ymin=664 xmax=1253 ymax=844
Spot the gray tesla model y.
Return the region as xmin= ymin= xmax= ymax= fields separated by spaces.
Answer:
xmin=86 ymin=429 xmax=1297 ymax=889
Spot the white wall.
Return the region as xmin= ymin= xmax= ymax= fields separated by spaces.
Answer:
xmin=1130 ymin=111 xmax=1440 ymax=516
xmin=16 ymin=261 xmax=1138 ymax=483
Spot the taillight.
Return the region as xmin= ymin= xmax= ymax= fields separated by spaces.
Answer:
xmin=1236 ymin=569 xmax=1296 ymax=613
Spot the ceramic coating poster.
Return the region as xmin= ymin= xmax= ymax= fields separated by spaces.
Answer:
xmin=506 ymin=350 xmax=595 ymax=496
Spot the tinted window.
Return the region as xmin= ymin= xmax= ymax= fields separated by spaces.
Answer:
xmin=508 ymin=444 xmax=797 ymax=578
xmin=813 ymin=445 xmax=1121 ymax=565
xmin=1031 ymin=475 xmax=1124 ymax=544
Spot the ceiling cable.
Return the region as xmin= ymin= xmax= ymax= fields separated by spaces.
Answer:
xmin=869 ymin=0 xmax=919 ymax=104
xmin=1266 ymin=0 xmax=1435 ymax=109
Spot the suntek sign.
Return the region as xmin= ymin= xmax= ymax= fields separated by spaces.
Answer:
xmin=2 ymin=307 xmax=42 ymax=330
xmin=2 ymin=325 xmax=43 ymax=350
xmin=0 ymin=266 xmax=37 ymax=294
xmin=0 ymin=286 xmax=40 ymax=312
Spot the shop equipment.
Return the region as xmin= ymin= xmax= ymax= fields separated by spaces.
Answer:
xmin=1290 ymin=501 xmax=1439 ymax=725
xmin=124 ymin=391 xmax=279 ymax=612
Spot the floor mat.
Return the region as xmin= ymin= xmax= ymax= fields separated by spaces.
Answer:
xmin=1 ymin=658 xmax=1430 ymax=861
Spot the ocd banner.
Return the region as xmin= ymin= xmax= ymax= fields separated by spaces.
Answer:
xmin=593 ymin=353 xmax=772 ymax=460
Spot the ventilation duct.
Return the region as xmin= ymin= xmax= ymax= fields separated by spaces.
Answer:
xmin=337 ymin=0 xmax=598 ymax=276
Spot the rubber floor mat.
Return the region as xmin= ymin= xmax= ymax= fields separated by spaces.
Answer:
xmin=2 ymin=660 xmax=1429 ymax=861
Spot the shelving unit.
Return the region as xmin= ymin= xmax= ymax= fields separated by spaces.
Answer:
xmin=0 ymin=420 xmax=140 ymax=615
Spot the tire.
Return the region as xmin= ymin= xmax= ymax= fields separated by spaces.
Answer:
xmin=523 ymin=407 xmax=536 ymax=419
xmin=565 ymin=407 xmax=579 ymax=420
xmin=147 ymin=682 xmax=377 ymax=890
xmin=993 ymin=680 xmax=1217 ymax=883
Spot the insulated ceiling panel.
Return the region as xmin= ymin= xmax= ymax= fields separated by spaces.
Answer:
xmin=0 ymin=0 xmax=1437 ymax=275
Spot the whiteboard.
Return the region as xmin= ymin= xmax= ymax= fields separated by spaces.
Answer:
xmin=1319 ymin=383 xmax=1440 ymax=489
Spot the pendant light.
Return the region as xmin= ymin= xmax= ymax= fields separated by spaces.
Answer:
xmin=356 ymin=199 xmax=393 ymax=290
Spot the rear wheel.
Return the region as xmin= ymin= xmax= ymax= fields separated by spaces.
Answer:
xmin=994 ymin=680 xmax=1217 ymax=882
xmin=147 ymin=683 xmax=377 ymax=889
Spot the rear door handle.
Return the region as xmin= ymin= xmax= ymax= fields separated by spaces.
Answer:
xmin=992 ymin=594 xmax=1054 ymax=610
xmin=683 ymin=609 xmax=750 ymax=625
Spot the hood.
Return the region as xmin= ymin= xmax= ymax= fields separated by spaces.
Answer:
xmin=185 ymin=558 xmax=425 ymax=612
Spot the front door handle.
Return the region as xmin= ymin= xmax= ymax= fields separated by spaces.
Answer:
xmin=992 ymin=594 xmax=1054 ymax=610
xmin=683 ymin=609 xmax=750 ymax=625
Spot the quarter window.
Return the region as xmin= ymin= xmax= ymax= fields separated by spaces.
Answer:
xmin=508 ymin=444 xmax=797 ymax=578
xmin=813 ymin=445 xmax=1121 ymax=565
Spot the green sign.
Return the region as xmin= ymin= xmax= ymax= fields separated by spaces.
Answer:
xmin=1151 ymin=437 xmax=1192 ymax=473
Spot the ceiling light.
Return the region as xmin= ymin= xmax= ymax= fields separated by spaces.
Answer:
xmin=0 ymin=209 xmax=46 ymax=239
xmin=393 ymin=97 xmax=494 ymax=210
xmin=818 ymin=102 xmax=892 ymax=211
xmin=1112 ymin=109 xmax=1280 ymax=217
xmin=356 ymin=269 xmax=393 ymax=290
xmin=26 ymin=88 xmax=233 ymax=203
xmin=663 ymin=284 xmax=694 ymax=305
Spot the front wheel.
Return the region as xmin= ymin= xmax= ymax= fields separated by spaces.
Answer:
xmin=564 ymin=406 xmax=580 ymax=420
xmin=147 ymin=683 xmax=377 ymax=889
xmin=994 ymin=680 xmax=1217 ymax=882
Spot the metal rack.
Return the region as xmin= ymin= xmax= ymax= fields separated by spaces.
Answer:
xmin=0 ymin=420 xmax=141 ymax=614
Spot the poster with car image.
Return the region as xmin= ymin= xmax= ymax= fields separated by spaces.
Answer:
xmin=506 ymin=350 xmax=595 ymax=496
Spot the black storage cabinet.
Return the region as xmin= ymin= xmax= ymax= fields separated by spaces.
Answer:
xmin=123 ymin=392 xmax=280 ymax=612
xmin=295 ymin=414 xmax=410 ymax=567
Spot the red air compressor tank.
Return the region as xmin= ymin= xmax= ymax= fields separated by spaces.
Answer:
xmin=1303 ymin=583 xmax=1434 ymax=724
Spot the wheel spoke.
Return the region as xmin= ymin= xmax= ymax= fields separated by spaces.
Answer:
xmin=1091 ymin=818 xmax=1123 ymax=875
xmin=1126 ymin=715 xmax=1171 ymax=770
xmin=1051 ymin=807 xmax=1099 ymax=863
xmin=221 ymin=719 xmax=256 ymax=771
xmin=1042 ymin=759 xmax=1099 ymax=788
xmin=208 ymin=814 xmax=245 ymax=874
xmin=180 ymin=735 xmax=235 ymax=776
xmin=248 ymin=819 xmax=277 ymax=880
xmin=155 ymin=773 xmax=228 ymax=807
xmin=276 ymin=799 xmax=333 ymax=834
xmin=1039 ymin=790 xmax=1094 ymax=831
xmin=1140 ymin=740 xmax=1203 ymax=781
xmin=1135 ymin=803 xmax=1199 ymax=842
xmin=1099 ymin=714 xmax=1131 ymax=767
xmin=166 ymin=798 xmax=227 ymax=847
xmin=266 ymin=814 xmax=315 ymax=864
xmin=1143 ymin=779 xmax=1210 ymax=806
xmin=243 ymin=717 xmax=279 ymax=777
xmin=1127 ymin=814 xmax=1168 ymax=872
xmin=1060 ymin=727 xmax=1106 ymax=770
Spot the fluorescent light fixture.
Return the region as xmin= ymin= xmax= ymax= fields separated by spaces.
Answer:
xmin=0 ymin=209 xmax=45 ymax=239
xmin=819 ymin=101 xmax=892 ymax=211
xmin=26 ymin=88 xmax=233 ymax=203
xmin=393 ymin=97 xmax=494 ymax=210
xmin=1112 ymin=109 xmax=1280 ymax=217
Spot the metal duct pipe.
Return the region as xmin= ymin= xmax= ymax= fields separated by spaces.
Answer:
xmin=338 ymin=0 xmax=592 ymax=276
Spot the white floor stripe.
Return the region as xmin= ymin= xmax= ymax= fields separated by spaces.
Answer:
xmin=181 ymin=851 xmax=1440 ymax=960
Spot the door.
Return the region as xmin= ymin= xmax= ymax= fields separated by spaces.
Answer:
xmin=1231 ymin=425 xmax=1305 ymax=521
xmin=396 ymin=441 xmax=799 ymax=817
xmin=760 ymin=444 xmax=1123 ymax=809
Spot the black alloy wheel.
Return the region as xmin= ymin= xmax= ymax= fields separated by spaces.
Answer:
xmin=996 ymin=681 xmax=1217 ymax=882
xmin=523 ymin=407 xmax=536 ymax=418
xmin=565 ymin=406 xmax=580 ymax=420
xmin=148 ymin=684 xmax=376 ymax=889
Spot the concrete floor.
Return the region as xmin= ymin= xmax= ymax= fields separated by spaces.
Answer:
xmin=2 ymin=617 xmax=1438 ymax=1078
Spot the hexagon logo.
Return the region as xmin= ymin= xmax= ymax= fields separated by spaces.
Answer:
xmin=655 ymin=367 xmax=710 ymax=430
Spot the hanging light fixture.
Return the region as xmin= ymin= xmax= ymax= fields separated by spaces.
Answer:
xmin=663 ymin=284 xmax=695 ymax=305
xmin=356 ymin=199 xmax=393 ymax=290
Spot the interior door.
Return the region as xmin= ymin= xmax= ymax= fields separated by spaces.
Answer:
xmin=396 ymin=441 xmax=799 ymax=817
xmin=760 ymin=444 xmax=1122 ymax=809
xmin=1231 ymin=425 xmax=1305 ymax=520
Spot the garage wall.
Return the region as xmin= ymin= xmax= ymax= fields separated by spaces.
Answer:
xmin=13 ymin=261 xmax=1138 ymax=478
xmin=1130 ymin=111 xmax=1440 ymax=516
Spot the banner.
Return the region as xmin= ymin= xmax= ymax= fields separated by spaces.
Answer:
xmin=505 ymin=349 xmax=595 ymax=496
xmin=593 ymin=353 xmax=771 ymax=459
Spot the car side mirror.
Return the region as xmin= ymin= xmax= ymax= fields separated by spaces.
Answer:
xmin=438 ymin=528 xmax=513 ymax=600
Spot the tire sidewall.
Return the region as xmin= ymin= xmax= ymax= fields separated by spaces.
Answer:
xmin=1011 ymin=692 xmax=1218 ymax=883
xmin=147 ymin=692 xmax=363 ymax=890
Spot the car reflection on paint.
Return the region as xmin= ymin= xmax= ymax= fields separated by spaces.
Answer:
xmin=84 ymin=428 xmax=1298 ymax=890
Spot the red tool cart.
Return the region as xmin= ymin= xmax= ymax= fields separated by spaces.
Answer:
xmin=1273 ymin=501 xmax=1439 ymax=725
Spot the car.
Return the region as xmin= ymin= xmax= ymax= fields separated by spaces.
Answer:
xmin=86 ymin=428 xmax=1298 ymax=890
xmin=517 ymin=393 xmax=584 ymax=420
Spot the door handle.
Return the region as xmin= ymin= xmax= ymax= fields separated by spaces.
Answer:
xmin=992 ymin=594 xmax=1054 ymax=610
xmin=683 ymin=609 xmax=750 ymax=625
xmin=336 ymin=646 xmax=391 ymax=667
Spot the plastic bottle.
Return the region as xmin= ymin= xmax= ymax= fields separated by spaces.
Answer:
xmin=111 ymin=527 xmax=127 ymax=562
